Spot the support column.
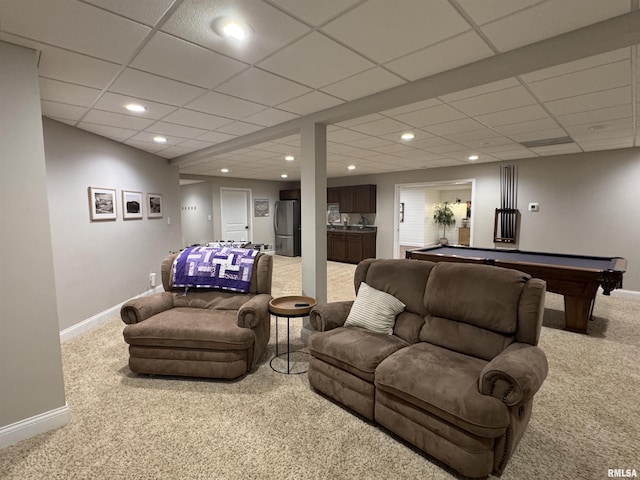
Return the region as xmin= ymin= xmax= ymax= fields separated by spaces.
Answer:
xmin=299 ymin=122 xmax=327 ymax=338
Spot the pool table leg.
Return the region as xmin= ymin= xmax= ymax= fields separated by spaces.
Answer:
xmin=563 ymin=295 xmax=592 ymax=334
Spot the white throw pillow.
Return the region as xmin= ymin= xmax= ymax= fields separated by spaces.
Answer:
xmin=344 ymin=282 xmax=406 ymax=335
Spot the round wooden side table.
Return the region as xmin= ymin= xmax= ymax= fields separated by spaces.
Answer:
xmin=268 ymin=295 xmax=317 ymax=374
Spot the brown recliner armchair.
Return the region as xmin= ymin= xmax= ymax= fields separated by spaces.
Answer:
xmin=120 ymin=251 xmax=273 ymax=380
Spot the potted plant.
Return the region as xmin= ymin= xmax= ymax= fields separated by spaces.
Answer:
xmin=433 ymin=202 xmax=456 ymax=245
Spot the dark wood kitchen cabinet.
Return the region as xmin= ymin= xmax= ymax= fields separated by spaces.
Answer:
xmin=327 ymin=230 xmax=376 ymax=264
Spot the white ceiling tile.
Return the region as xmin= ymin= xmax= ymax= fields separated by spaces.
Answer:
xmin=131 ymin=32 xmax=247 ymax=89
xmin=277 ymin=91 xmax=344 ymax=115
xmin=161 ymin=108 xmax=233 ymax=130
xmin=443 ymin=129 xmax=504 ymax=144
xmin=347 ymin=136 xmax=395 ymax=149
xmin=161 ymin=0 xmax=310 ymax=63
xmin=258 ymin=32 xmax=374 ymax=88
xmin=147 ymin=121 xmax=209 ymax=139
xmin=424 ymin=143 xmax=469 ymax=154
xmin=215 ymin=68 xmax=312 ymax=105
xmin=327 ymin=128 xmax=371 ymax=144
xmin=566 ymin=118 xmax=632 ymax=136
xmin=481 ymin=0 xmax=630 ymax=52
xmin=385 ymin=31 xmax=495 ymax=81
xmin=527 ymin=60 xmax=631 ymax=102
xmin=475 ymin=104 xmax=550 ymax=127
xmin=520 ymin=47 xmax=630 ymax=83
xmin=449 ymin=86 xmax=537 ymax=116
xmin=495 ymin=118 xmax=561 ymax=136
xmin=241 ymin=108 xmax=299 ymax=127
xmin=93 ymin=92 xmax=177 ymax=119
xmin=184 ymin=91 xmax=266 ymax=118
xmin=78 ymin=122 xmax=138 ymax=141
xmin=321 ymin=68 xmax=405 ymax=101
xmin=215 ymin=121 xmax=263 ymax=135
xmin=83 ymin=0 xmax=175 ymax=26
xmin=41 ymin=101 xmax=87 ymax=121
xmin=83 ymin=110 xmax=155 ymax=130
xmin=580 ymin=139 xmax=633 ymax=151
xmin=0 ymin=35 xmax=122 ymax=89
xmin=456 ymin=0 xmax=544 ymax=26
xmin=110 ymin=69 xmax=206 ymax=106
xmin=492 ymin=149 xmax=538 ymax=160
xmin=335 ymin=113 xmax=386 ymax=128
xmin=268 ymin=0 xmax=361 ymax=26
xmin=0 ymin=0 xmax=150 ymax=63
xmin=394 ymin=104 xmax=467 ymax=127
xmin=544 ymin=86 xmax=631 ymax=116
xmin=556 ymin=105 xmax=632 ymax=127
xmin=129 ymin=132 xmax=184 ymax=146
xmin=322 ymin=0 xmax=470 ymax=64
xmin=349 ymin=118 xmax=412 ymax=136
xmin=39 ymin=78 xmax=101 ymax=107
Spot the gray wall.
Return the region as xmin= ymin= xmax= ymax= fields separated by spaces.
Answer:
xmin=329 ymin=148 xmax=640 ymax=290
xmin=43 ymin=118 xmax=182 ymax=331
xmin=180 ymin=176 xmax=289 ymax=248
xmin=0 ymin=43 xmax=66 ymax=430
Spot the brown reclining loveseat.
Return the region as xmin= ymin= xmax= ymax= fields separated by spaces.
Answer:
xmin=308 ymin=258 xmax=548 ymax=478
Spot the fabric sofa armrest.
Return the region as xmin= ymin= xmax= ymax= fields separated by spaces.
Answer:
xmin=237 ymin=294 xmax=272 ymax=329
xmin=309 ymin=301 xmax=354 ymax=331
xmin=479 ymin=342 xmax=548 ymax=406
xmin=120 ymin=292 xmax=174 ymax=324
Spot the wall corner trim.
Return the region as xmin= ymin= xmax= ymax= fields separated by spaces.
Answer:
xmin=0 ymin=404 xmax=70 ymax=450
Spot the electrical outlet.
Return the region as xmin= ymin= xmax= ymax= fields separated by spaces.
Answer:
xmin=528 ymin=202 xmax=539 ymax=212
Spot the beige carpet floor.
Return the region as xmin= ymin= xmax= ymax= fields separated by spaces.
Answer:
xmin=1 ymin=256 xmax=639 ymax=479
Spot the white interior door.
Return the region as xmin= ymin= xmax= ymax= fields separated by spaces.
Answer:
xmin=221 ymin=188 xmax=251 ymax=242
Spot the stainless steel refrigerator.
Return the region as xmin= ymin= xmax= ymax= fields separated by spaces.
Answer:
xmin=274 ymin=200 xmax=301 ymax=256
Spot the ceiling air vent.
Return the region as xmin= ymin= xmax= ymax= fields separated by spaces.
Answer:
xmin=520 ymin=136 xmax=573 ymax=148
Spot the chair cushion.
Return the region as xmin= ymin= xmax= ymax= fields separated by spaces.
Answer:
xmin=123 ymin=307 xmax=254 ymax=350
xmin=344 ymin=282 xmax=405 ymax=335
xmin=375 ymin=342 xmax=509 ymax=438
xmin=308 ymin=327 xmax=409 ymax=383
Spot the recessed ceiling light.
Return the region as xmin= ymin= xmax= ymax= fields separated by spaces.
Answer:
xmin=347 ymin=165 xmax=356 ymax=171
xmin=285 ymin=155 xmax=295 ymax=161
xmin=468 ymin=154 xmax=479 ymax=161
xmin=153 ymin=136 xmax=168 ymax=144
xmin=401 ymin=132 xmax=415 ymax=141
xmin=212 ymin=17 xmax=250 ymax=41
xmin=125 ymin=103 xmax=146 ymax=113
xmin=221 ymin=168 xmax=229 ymax=173
xmin=281 ymin=173 xmax=288 ymax=178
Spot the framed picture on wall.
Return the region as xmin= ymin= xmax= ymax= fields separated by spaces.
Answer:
xmin=147 ymin=193 xmax=163 ymax=218
xmin=88 ymin=186 xmax=117 ymax=221
xmin=122 ymin=190 xmax=143 ymax=220
xmin=254 ymin=198 xmax=269 ymax=217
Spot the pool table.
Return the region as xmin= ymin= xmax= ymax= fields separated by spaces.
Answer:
xmin=406 ymin=245 xmax=627 ymax=334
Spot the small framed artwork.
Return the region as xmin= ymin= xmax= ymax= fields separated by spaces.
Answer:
xmin=147 ymin=193 xmax=163 ymax=218
xmin=254 ymin=199 xmax=269 ymax=217
xmin=88 ymin=186 xmax=117 ymax=221
xmin=122 ymin=190 xmax=143 ymax=220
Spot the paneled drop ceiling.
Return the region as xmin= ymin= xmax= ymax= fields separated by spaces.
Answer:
xmin=1 ymin=0 xmax=639 ymax=180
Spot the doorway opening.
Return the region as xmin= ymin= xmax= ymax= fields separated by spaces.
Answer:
xmin=394 ymin=179 xmax=475 ymax=258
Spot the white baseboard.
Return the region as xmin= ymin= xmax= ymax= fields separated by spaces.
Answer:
xmin=610 ymin=288 xmax=640 ymax=301
xmin=59 ymin=286 xmax=164 ymax=342
xmin=0 ymin=404 xmax=69 ymax=449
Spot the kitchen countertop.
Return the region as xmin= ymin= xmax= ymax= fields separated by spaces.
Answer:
xmin=327 ymin=225 xmax=377 ymax=232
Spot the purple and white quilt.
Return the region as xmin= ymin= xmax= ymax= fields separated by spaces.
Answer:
xmin=172 ymin=246 xmax=257 ymax=293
